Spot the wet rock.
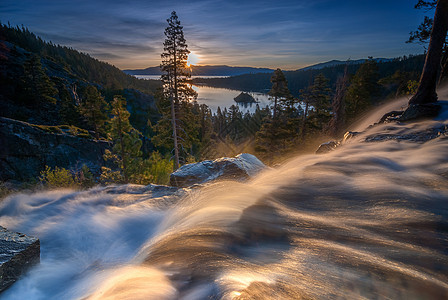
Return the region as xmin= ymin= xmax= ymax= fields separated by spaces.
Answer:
xmin=0 ymin=226 xmax=40 ymax=293
xmin=379 ymin=110 xmax=404 ymax=123
xmin=316 ymin=141 xmax=340 ymax=154
xmin=399 ymin=104 xmax=441 ymax=121
xmin=342 ymin=131 xmax=360 ymax=143
xmin=0 ymin=117 xmax=110 ymax=181
xmin=170 ymin=153 xmax=266 ymax=187
xmin=364 ymin=124 xmax=447 ymax=143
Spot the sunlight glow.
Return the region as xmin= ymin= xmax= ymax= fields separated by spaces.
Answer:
xmin=187 ymin=52 xmax=200 ymax=67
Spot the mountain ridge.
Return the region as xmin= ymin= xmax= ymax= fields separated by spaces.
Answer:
xmin=124 ymin=58 xmax=395 ymax=77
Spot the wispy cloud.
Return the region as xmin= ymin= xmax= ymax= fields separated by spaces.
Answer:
xmin=0 ymin=0 xmax=425 ymax=69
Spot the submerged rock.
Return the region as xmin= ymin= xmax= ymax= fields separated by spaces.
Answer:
xmin=170 ymin=153 xmax=266 ymax=187
xmin=0 ymin=226 xmax=40 ymax=293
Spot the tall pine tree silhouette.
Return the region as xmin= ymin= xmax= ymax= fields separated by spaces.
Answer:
xmin=160 ymin=11 xmax=197 ymax=169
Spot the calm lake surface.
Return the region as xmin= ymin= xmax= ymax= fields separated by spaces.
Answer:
xmin=136 ymin=75 xmax=271 ymax=113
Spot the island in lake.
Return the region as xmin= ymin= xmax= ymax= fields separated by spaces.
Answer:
xmin=234 ymin=92 xmax=257 ymax=103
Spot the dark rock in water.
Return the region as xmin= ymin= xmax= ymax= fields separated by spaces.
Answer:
xmin=399 ymin=104 xmax=441 ymax=121
xmin=342 ymin=131 xmax=360 ymax=143
xmin=316 ymin=141 xmax=340 ymax=154
xmin=170 ymin=153 xmax=266 ymax=187
xmin=379 ymin=110 xmax=404 ymax=123
xmin=0 ymin=226 xmax=40 ymax=293
xmin=364 ymin=124 xmax=447 ymax=143
xmin=234 ymin=92 xmax=256 ymax=103
xmin=0 ymin=117 xmax=110 ymax=181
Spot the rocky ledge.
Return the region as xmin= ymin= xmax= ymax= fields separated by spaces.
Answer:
xmin=170 ymin=153 xmax=266 ymax=187
xmin=0 ymin=117 xmax=110 ymax=182
xmin=0 ymin=226 xmax=40 ymax=293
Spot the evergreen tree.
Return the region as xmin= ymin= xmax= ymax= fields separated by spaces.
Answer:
xmin=159 ymin=11 xmax=197 ymax=169
xmin=20 ymin=54 xmax=57 ymax=107
xmin=328 ymin=66 xmax=349 ymax=137
xmin=102 ymin=95 xmax=143 ymax=183
xmin=78 ymin=85 xmax=108 ymax=138
xmin=345 ymin=59 xmax=380 ymax=121
xmin=409 ymin=0 xmax=448 ymax=104
xmin=268 ymin=68 xmax=292 ymax=120
xmin=407 ymin=0 xmax=447 ymax=82
xmin=300 ymin=73 xmax=331 ymax=139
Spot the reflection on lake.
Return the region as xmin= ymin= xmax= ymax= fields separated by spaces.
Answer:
xmin=192 ymin=85 xmax=270 ymax=113
xmin=135 ymin=75 xmax=270 ymax=113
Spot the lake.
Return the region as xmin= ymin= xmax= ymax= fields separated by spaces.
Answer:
xmin=135 ymin=75 xmax=271 ymax=113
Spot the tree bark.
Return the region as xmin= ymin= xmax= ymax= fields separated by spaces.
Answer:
xmin=409 ymin=0 xmax=448 ymax=105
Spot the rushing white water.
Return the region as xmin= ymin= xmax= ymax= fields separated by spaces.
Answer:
xmin=1 ymin=100 xmax=448 ymax=299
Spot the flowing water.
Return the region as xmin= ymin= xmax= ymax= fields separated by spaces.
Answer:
xmin=1 ymin=99 xmax=448 ymax=299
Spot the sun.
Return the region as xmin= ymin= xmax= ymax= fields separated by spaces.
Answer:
xmin=187 ymin=52 xmax=200 ymax=67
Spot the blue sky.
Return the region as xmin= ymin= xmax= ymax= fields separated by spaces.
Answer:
xmin=0 ymin=0 xmax=428 ymax=70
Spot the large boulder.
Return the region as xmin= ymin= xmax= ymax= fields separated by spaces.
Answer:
xmin=170 ymin=153 xmax=266 ymax=187
xmin=0 ymin=226 xmax=40 ymax=292
xmin=0 ymin=117 xmax=110 ymax=181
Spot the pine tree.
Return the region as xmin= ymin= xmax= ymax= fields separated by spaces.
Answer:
xmin=345 ymin=59 xmax=380 ymax=121
xmin=409 ymin=0 xmax=448 ymax=104
xmin=20 ymin=54 xmax=58 ymax=107
xmin=102 ymin=95 xmax=143 ymax=183
xmin=328 ymin=66 xmax=349 ymax=137
xmin=78 ymin=85 xmax=108 ymax=139
xmin=159 ymin=11 xmax=197 ymax=169
xmin=268 ymin=68 xmax=292 ymax=120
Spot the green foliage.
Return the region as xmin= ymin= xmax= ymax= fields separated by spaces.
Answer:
xmin=143 ymin=152 xmax=174 ymax=185
xmin=407 ymin=80 xmax=419 ymax=95
xmin=19 ymin=54 xmax=58 ymax=107
xmin=102 ymin=95 xmax=144 ymax=183
xmin=39 ymin=165 xmax=76 ymax=188
xmin=78 ymin=86 xmax=109 ymax=137
xmin=345 ymin=59 xmax=380 ymax=121
xmin=159 ymin=11 xmax=198 ymax=169
xmin=0 ymin=23 xmax=161 ymax=94
xmin=39 ymin=165 xmax=95 ymax=189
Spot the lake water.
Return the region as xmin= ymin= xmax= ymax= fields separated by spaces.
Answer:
xmin=135 ymin=75 xmax=271 ymax=113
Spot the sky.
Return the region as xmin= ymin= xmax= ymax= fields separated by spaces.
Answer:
xmin=0 ymin=0 xmax=429 ymax=70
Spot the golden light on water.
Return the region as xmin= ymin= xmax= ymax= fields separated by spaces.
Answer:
xmin=187 ymin=52 xmax=200 ymax=67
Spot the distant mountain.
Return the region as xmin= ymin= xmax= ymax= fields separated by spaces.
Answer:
xmin=123 ymin=65 xmax=275 ymax=76
xmin=300 ymin=58 xmax=394 ymax=71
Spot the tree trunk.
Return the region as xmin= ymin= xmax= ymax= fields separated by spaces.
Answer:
xmin=409 ymin=0 xmax=448 ymax=105
xmin=117 ymin=108 xmax=128 ymax=182
xmin=172 ymin=39 xmax=180 ymax=170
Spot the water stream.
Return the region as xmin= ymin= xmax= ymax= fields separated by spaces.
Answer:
xmin=1 ymin=97 xmax=448 ymax=299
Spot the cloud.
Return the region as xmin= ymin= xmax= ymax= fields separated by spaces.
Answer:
xmin=0 ymin=0 xmax=425 ymax=69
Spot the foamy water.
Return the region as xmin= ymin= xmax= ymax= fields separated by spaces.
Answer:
xmin=1 ymin=99 xmax=448 ymax=299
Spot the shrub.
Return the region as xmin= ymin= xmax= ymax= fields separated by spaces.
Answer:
xmin=39 ymin=165 xmax=76 ymax=188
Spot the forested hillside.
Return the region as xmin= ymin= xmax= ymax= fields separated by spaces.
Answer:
xmin=194 ymin=55 xmax=425 ymax=98
xmin=0 ymin=23 xmax=160 ymax=129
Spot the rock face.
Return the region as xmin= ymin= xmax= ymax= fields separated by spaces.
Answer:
xmin=0 ymin=117 xmax=110 ymax=181
xmin=0 ymin=226 xmax=40 ymax=292
xmin=170 ymin=153 xmax=266 ymax=187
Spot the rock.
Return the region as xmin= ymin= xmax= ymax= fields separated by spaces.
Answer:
xmin=234 ymin=92 xmax=256 ymax=103
xmin=378 ymin=110 xmax=404 ymax=123
xmin=342 ymin=131 xmax=360 ymax=143
xmin=364 ymin=124 xmax=447 ymax=143
xmin=398 ymin=104 xmax=442 ymax=121
xmin=170 ymin=153 xmax=266 ymax=187
xmin=315 ymin=141 xmax=340 ymax=154
xmin=0 ymin=226 xmax=40 ymax=293
xmin=0 ymin=117 xmax=110 ymax=181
